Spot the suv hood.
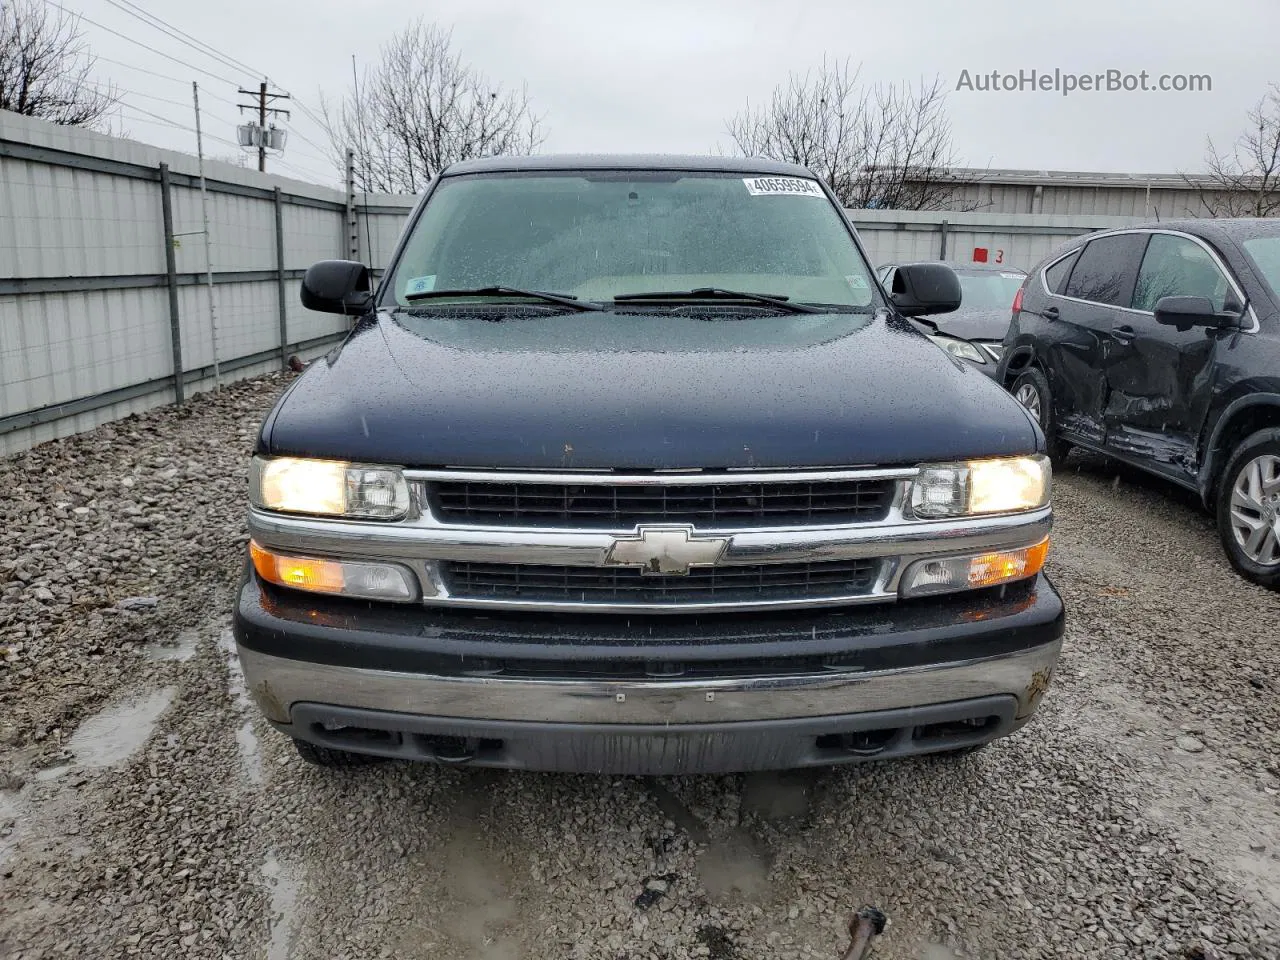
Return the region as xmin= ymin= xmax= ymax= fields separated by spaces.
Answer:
xmin=263 ymin=310 xmax=1039 ymax=469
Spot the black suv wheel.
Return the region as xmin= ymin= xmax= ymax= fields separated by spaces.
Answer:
xmin=1009 ymin=368 xmax=1071 ymax=466
xmin=292 ymin=738 xmax=385 ymax=768
xmin=1217 ymin=429 xmax=1280 ymax=590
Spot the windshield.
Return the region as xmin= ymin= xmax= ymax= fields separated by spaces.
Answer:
xmin=1243 ymin=237 xmax=1280 ymax=300
xmin=382 ymin=172 xmax=879 ymax=309
xmin=957 ymin=271 xmax=1026 ymax=310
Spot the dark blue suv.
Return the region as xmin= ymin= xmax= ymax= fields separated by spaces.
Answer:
xmin=233 ymin=155 xmax=1064 ymax=774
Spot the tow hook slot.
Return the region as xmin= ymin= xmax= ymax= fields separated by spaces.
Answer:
xmin=816 ymin=728 xmax=897 ymax=755
xmin=644 ymin=662 xmax=685 ymax=677
xmin=415 ymin=735 xmax=500 ymax=764
xmin=913 ymin=715 xmax=998 ymax=742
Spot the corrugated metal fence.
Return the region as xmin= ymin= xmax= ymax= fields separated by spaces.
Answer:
xmin=850 ymin=209 xmax=1142 ymax=273
xmin=1 ymin=109 xmax=1146 ymax=456
xmin=0 ymin=111 xmax=415 ymax=456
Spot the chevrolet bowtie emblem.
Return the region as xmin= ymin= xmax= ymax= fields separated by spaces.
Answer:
xmin=604 ymin=525 xmax=730 ymax=576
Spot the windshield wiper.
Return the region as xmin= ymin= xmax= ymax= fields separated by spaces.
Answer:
xmin=403 ymin=285 xmax=604 ymax=311
xmin=612 ymin=287 xmax=822 ymax=314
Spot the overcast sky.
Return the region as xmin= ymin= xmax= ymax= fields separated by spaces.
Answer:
xmin=74 ymin=0 xmax=1278 ymax=189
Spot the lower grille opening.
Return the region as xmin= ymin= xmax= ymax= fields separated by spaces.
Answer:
xmin=913 ymin=715 xmax=1000 ymax=742
xmin=312 ymin=724 xmax=401 ymax=749
xmin=816 ymin=728 xmax=899 ymax=755
xmin=443 ymin=558 xmax=881 ymax=605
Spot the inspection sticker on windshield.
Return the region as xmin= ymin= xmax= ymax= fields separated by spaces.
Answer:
xmin=405 ymin=275 xmax=436 ymax=295
xmin=743 ymin=177 xmax=823 ymax=197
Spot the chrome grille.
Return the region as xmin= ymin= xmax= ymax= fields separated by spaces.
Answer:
xmin=424 ymin=477 xmax=896 ymax=528
xmin=443 ymin=558 xmax=880 ymax=605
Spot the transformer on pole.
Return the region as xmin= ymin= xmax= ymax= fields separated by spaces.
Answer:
xmin=236 ymin=80 xmax=291 ymax=172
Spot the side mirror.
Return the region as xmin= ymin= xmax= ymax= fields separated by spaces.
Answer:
xmin=890 ymin=263 xmax=962 ymax=317
xmin=1153 ymin=295 xmax=1238 ymax=330
xmin=301 ymin=260 xmax=373 ymax=315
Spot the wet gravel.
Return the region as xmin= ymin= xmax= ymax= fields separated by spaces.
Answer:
xmin=2 ymin=376 xmax=1279 ymax=960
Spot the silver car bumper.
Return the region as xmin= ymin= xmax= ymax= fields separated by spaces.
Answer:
xmin=240 ymin=638 xmax=1060 ymax=773
xmin=239 ymin=638 xmax=1060 ymax=727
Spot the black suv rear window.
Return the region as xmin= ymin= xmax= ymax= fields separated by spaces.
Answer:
xmin=1062 ymin=233 xmax=1148 ymax=306
xmin=1043 ymin=250 xmax=1079 ymax=294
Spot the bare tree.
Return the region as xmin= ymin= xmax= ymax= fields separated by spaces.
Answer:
xmin=726 ymin=59 xmax=965 ymax=210
xmin=323 ymin=20 xmax=543 ymax=193
xmin=0 ymin=0 xmax=117 ymax=127
xmin=1186 ymin=84 xmax=1280 ymax=218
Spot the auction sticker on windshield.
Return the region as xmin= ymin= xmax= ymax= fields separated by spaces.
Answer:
xmin=743 ymin=177 xmax=823 ymax=197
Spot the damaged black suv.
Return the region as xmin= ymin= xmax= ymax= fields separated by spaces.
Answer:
xmin=233 ymin=155 xmax=1064 ymax=774
xmin=1000 ymin=219 xmax=1280 ymax=590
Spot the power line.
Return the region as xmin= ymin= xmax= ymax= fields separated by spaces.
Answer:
xmin=274 ymin=157 xmax=339 ymax=185
xmin=90 ymin=56 xmax=239 ymax=107
xmin=74 ymin=1 xmax=342 ymax=179
xmin=99 ymin=0 xmax=268 ymax=80
xmin=105 ymin=0 xmax=267 ymax=78
xmin=283 ymin=126 xmax=332 ymax=159
xmin=91 ymin=56 xmax=240 ymax=110
xmin=85 ymin=79 xmax=237 ymax=123
xmin=93 ymin=0 xmax=329 ymax=149
xmin=289 ymin=96 xmax=331 ymax=132
xmin=85 ymin=1 xmax=339 ymax=173
xmin=115 ymin=105 xmax=239 ymax=151
xmin=43 ymin=0 xmax=241 ymax=87
xmin=83 ymin=79 xmax=242 ymax=134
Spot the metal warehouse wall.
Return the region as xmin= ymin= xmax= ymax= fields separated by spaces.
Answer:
xmin=941 ymin=181 xmax=1220 ymax=217
xmin=850 ymin=209 xmax=1141 ymax=274
xmin=0 ymin=111 xmax=412 ymax=457
xmin=910 ymin=168 xmax=1250 ymax=218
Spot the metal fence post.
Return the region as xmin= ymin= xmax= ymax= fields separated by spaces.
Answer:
xmin=939 ymin=219 xmax=949 ymax=260
xmin=158 ymin=163 xmax=185 ymax=404
xmin=274 ymin=186 xmax=288 ymax=368
xmin=345 ymin=148 xmax=359 ymax=260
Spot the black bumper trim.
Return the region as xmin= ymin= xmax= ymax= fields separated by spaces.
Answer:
xmin=280 ymin=696 xmax=1022 ymax=775
xmin=233 ymin=566 xmax=1064 ymax=676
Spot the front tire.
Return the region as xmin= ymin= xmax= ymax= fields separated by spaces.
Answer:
xmin=1216 ymin=429 xmax=1280 ymax=590
xmin=1010 ymin=368 xmax=1071 ymax=466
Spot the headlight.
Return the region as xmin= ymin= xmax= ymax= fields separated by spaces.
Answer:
xmin=249 ymin=456 xmax=410 ymax=520
xmin=928 ymin=334 xmax=986 ymax=363
xmin=911 ymin=455 xmax=1051 ymax=518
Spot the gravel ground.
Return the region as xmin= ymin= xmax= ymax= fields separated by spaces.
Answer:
xmin=2 ymin=375 xmax=1279 ymax=960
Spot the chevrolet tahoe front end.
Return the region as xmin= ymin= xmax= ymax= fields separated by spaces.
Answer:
xmin=232 ymin=155 xmax=1064 ymax=775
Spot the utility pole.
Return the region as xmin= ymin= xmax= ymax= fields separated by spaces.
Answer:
xmin=237 ymin=80 xmax=290 ymax=172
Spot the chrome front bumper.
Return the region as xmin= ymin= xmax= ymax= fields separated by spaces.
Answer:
xmin=238 ymin=637 xmax=1061 ymax=728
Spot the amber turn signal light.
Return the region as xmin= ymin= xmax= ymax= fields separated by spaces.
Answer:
xmin=901 ymin=538 xmax=1050 ymax=597
xmin=249 ymin=541 xmax=417 ymax=602
xmin=967 ymin=538 xmax=1050 ymax=589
